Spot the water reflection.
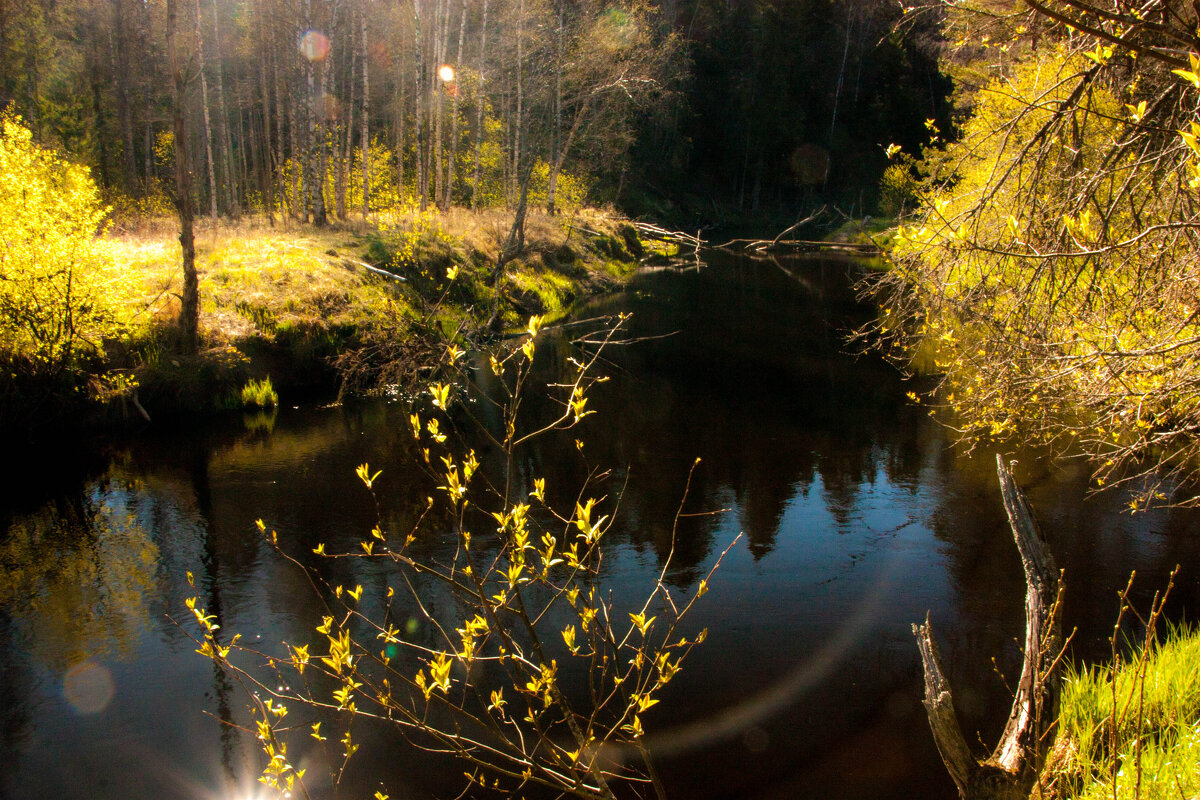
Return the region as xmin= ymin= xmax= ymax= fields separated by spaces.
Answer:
xmin=0 ymin=484 xmax=159 ymax=672
xmin=0 ymin=252 xmax=1197 ymax=800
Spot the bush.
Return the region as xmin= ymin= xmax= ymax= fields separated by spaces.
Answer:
xmin=0 ymin=111 xmax=132 ymax=380
xmin=185 ymin=316 xmax=736 ymax=800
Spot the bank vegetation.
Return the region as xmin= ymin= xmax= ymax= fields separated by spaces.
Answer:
xmin=0 ymin=109 xmax=677 ymax=439
xmin=867 ymin=0 xmax=1200 ymax=507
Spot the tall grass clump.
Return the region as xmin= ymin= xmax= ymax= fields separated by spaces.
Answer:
xmin=1048 ymin=576 xmax=1200 ymax=799
xmin=240 ymin=376 xmax=278 ymax=409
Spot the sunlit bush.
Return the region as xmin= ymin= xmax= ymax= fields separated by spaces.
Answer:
xmin=0 ymin=111 xmax=134 ymax=380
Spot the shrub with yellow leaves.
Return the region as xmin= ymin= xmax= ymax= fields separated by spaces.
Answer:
xmin=183 ymin=314 xmax=737 ymax=800
xmin=0 ymin=112 xmax=115 ymax=376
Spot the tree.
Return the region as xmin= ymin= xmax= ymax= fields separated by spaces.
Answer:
xmin=544 ymin=0 xmax=684 ymax=214
xmin=166 ymin=0 xmax=198 ymax=354
xmin=868 ymin=0 xmax=1200 ymax=504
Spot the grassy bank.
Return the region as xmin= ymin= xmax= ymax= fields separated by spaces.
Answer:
xmin=17 ymin=207 xmax=664 ymax=432
xmin=1045 ymin=624 xmax=1200 ymax=799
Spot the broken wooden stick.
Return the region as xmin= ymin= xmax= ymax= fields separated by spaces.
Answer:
xmin=914 ymin=455 xmax=1062 ymax=800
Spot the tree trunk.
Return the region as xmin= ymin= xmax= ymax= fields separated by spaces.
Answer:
xmin=360 ymin=4 xmax=370 ymax=217
xmin=914 ymin=456 xmax=1062 ymax=800
xmin=258 ymin=0 xmax=275 ymax=226
xmin=210 ymin=0 xmax=238 ymax=218
xmin=314 ymin=46 xmax=329 ymax=226
xmin=91 ymin=62 xmax=110 ymax=188
xmin=195 ymin=0 xmax=218 ymax=230
xmin=337 ymin=4 xmax=355 ymax=221
xmin=432 ymin=0 xmax=446 ymax=210
xmin=547 ymin=0 xmax=562 ymax=214
xmin=471 ymin=0 xmax=488 ymax=210
xmin=0 ymin=0 xmax=8 ymax=112
xmin=829 ymin=4 xmax=852 ymax=139
xmin=24 ymin=11 xmax=40 ymax=137
xmin=238 ymin=107 xmax=251 ymax=209
xmin=512 ymin=0 xmax=524 ymax=209
xmin=395 ymin=61 xmax=405 ymax=196
xmin=112 ymin=0 xmax=139 ymax=194
xmin=167 ymin=0 xmax=199 ymax=355
xmin=546 ymin=91 xmax=592 ymax=215
xmin=444 ymin=0 xmax=465 ymax=210
xmin=490 ymin=164 xmax=532 ymax=329
xmin=282 ymin=37 xmax=299 ymax=221
xmin=413 ymin=0 xmax=428 ymax=210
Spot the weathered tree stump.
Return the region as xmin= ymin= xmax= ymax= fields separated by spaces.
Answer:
xmin=914 ymin=456 xmax=1062 ymax=800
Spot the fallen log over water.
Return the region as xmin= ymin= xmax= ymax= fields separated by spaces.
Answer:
xmin=915 ymin=456 xmax=1063 ymax=800
xmin=712 ymin=207 xmax=881 ymax=255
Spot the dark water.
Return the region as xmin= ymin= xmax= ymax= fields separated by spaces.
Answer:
xmin=3 ymin=252 xmax=1199 ymax=800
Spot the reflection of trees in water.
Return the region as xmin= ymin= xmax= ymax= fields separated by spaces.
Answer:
xmin=470 ymin=254 xmax=941 ymax=581
xmin=0 ymin=612 xmax=32 ymax=800
xmin=186 ymin=444 xmax=239 ymax=785
xmin=0 ymin=483 xmax=159 ymax=673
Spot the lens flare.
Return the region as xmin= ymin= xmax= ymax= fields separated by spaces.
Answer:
xmin=299 ymin=30 xmax=331 ymax=62
xmin=63 ymin=660 xmax=115 ymax=715
xmin=438 ymin=64 xmax=456 ymax=83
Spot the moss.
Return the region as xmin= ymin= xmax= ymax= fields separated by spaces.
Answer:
xmin=507 ymin=267 xmax=577 ymax=315
xmin=617 ymin=224 xmax=645 ymax=258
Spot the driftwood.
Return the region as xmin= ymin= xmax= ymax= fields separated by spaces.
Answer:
xmin=567 ymin=222 xmax=704 ymax=268
xmin=627 ymin=221 xmax=702 ymax=250
xmin=340 ymin=255 xmax=408 ymax=282
xmin=714 ymin=206 xmax=883 ymax=255
xmin=914 ymin=456 xmax=1062 ymax=800
xmin=758 ymin=239 xmax=878 ymax=254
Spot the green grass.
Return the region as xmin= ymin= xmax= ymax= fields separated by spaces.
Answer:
xmin=1048 ymin=624 xmax=1200 ymax=799
xmin=240 ymin=376 xmax=279 ymax=409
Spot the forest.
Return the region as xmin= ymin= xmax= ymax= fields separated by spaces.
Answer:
xmin=0 ymin=0 xmax=947 ymax=226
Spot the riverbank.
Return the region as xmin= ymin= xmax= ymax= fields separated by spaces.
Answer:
xmin=4 ymin=207 xmax=675 ymax=440
xmin=1047 ymin=624 xmax=1200 ymax=799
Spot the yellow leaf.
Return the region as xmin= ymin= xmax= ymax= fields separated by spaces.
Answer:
xmin=1172 ymin=68 xmax=1200 ymax=89
xmin=355 ymin=462 xmax=381 ymax=490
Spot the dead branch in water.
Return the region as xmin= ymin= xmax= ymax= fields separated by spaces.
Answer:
xmin=914 ymin=456 xmax=1064 ymax=800
xmin=713 ymin=206 xmax=860 ymax=253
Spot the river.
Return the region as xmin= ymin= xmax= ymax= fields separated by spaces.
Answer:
xmin=2 ymin=251 xmax=1198 ymax=800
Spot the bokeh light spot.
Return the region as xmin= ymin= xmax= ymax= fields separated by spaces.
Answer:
xmin=299 ymin=30 xmax=331 ymax=62
xmin=63 ymin=660 xmax=115 ymax=715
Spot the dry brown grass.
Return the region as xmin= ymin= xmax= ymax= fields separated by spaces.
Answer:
xmin=98 ymin=206 xmax=642 ymax=345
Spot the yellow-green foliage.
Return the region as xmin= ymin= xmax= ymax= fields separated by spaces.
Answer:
xmin=241 ymin=376 xmax=278 ymax=409
xmin=320 ymin=138 xmax=406 ymax=213
xmin=387 ymin=205 xmax=459 ymax=274
xmin=884 ymin=44 xmax=1200 ymax=491
xmin=1052 ymin=626 xmax=1200 ymax=799
xmin=877 ymin=153 xmax=920 ymax=218
xmin=0 ymin=112 xmax=140 ymax=375
xmin=508 ymin=267 xmax=575 ymax=315
xmin=527 ymin=160 xmax=591 ymax=213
